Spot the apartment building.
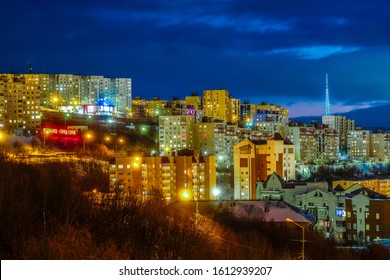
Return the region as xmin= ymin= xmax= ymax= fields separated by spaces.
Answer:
xmin=322 ymin=115 xmax=355 ymax=154
xmin=233 ymin=133 xmax=295 ymax=200
xmin=239 ymin=100 xmax=257 ymax=124
xmin=109 ymin=150 xmax=216 ymax=203
xmin=203 ymin=89 xmax=238 ymax=123
xmin=285 ymin=125 xmax=339 ymax=164
xmin=345 ymin=189 xmax=390 ymax=244
xmin=0 ymin=74 xmax=41 ymax=135
xmin=1 ymin=73 xmax=132 ymax=115
xmin=370 ymin=132 xmax=390 ymax=161
xmin=347 ymin=129 xmax=370 ymax=160
xmin=159 ymin=115 xmax=194 ymax=156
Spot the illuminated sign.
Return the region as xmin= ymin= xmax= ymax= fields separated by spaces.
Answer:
xmin=335 ymin=209 xmax=346 ymax=217
xmin=44 ymin=127 xmax=77 ymax=136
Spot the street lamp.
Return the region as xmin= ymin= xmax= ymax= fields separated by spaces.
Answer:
xmin=83 ymin=133 xmax=92 ymax=155
xmin=116 ymin=138 xmax=124 ymax=154
xmin=101 ymin=136 xmax=110 ymax=157
xmin=64 ymin=113 xmax=70 ymax=128
xmin=285 ymin=218 xmax=305 ymax=260
xmin=213 ymin=188 xmax=221 ymax=200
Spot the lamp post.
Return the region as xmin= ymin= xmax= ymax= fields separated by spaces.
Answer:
xmin=64 ymin=113 xmax=70 ymax=128
xmin=84 ymin=133 xmax=91 ymax=155
xmin=116 ymin=138 xmax=124 ymax=155
xmin=286 ymin=218 xmax=305 ymax=260
xmin=101 ymin=136 xmax=110 ymax=157
xmin=213 ymin=188 xmax=221 ymax=201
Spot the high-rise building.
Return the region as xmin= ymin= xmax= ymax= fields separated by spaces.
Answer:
xmin=230 ymin=98 xmax=240 ymax=124
xmin=370 ymin=132 xmax=390 ymax=161
xmin=233 ymin=133 xmax=295 ymax=200
xmin=285 ymin=124 xmax=339 ymax=164
xmin=322 ymin=115 xmax=355 ymax=154
xmin=347 ymin=129 xmax=370 ymax=160
xmin=203 ymin=89 xmax=237 ymax=123
xmin=239 ymin=100 xmax=257 ymax=124
xmin=159 ymin=115 xmax=194 ymax=156
xmin=0 ymin=74 xmax=41 ymax=135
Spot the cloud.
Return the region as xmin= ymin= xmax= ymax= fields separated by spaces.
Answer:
xmin=269 ymin=46 xmax=361 ymax=59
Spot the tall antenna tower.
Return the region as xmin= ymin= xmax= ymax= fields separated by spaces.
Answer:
xmin=325 ymin=73 xmax=330 ymax=116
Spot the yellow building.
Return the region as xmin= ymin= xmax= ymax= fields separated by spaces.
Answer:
xmin=370 ymin=133 xmax=390 ymax=160
xmin=332 ymin=179 xmax=390 ymax=197
xmin=145 ymin=98 xmax=169 ymax=118
xmin=109 ymin=150 xmax=217 ymax=203
xmin=109 ymin=152 xmax=144 ymax=194
xmin=234 ymin=133 xmax=295 ymax=200
xmin=185 ymin=94 xmax=202 ymax=111
xmin=230 ymin=98 xmax=240 ymax=124
xmin=255 ymin=102 xmax=289 ymax=116
xmin=193 ymin=122 xmax=216 ymax=156
xmin=0 ymin=74 xmax=41 ymax=135
xmin=203 ymin=89 xmax=233 ymax=123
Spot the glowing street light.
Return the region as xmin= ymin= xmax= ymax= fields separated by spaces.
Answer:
xmin=64 ymin=113 xmax=70 ymax=128
xmin=83 ymin=133 xmax=92 ymax=155
xmin=181 ymin=189 xmax=191 ymax=200
xmin=213 ymin=188 xmax=221 ymax=200
xmin=286 ymin=218 xmax=305 ymax=260
xmin=101 ymin=136 xmax=110 ymax=157
xmin=116 ymin=138 xmax=124 ymax=154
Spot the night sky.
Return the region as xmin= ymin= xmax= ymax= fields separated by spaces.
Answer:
xmin=2 ymin=0 xmax=390 ymax=117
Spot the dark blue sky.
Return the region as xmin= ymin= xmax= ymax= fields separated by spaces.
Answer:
xmin=2 ymin=0 xmax=390 ymax=117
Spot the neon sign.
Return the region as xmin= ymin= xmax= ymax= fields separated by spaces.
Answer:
xmin=44 ymin=127 xmax=77 ymax=136
xmin=335 ymin=209 xmax=346 ymax=217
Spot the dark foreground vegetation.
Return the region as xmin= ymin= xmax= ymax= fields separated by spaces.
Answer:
xmin=0 ymin=152 xmax=389 ymax=260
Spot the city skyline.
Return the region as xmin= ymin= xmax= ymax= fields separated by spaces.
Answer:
xmin=1 ymin=0 xmax=390 ymax=117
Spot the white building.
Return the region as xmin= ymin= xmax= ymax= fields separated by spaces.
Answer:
xmin=159 ymin=115 xmax=195 ymax=156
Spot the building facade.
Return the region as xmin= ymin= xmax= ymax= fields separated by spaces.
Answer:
xmin=159 ymin=115 xmax=194 ymax=156
xmin=285 ymin=125 xmax=339 ymax=164
xmin=203 ymin=89 xmax=238 ymax=123
xmin=1 ymin=73 xmax=132 ymax=116
xmin=233 ymin=134 xmax=295 ymax=200
xmin=109 ymin=150 xmax=216 ymax=203
xmin=0 ymin=74 xmax=41 ymax=135
xmin=347 ymin=129 xmax=370 ymax=160
xmin=345 ymin=192 xmax=390 ymax=244
xmin=322 ymin=115 xmax=355 ymax=154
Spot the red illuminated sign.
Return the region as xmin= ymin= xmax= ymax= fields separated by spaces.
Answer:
xmin=43 ymin=127 xmax=77 ymax=136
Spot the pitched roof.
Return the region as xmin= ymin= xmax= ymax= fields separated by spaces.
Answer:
xmin=348 ymin=186 xmax=386 ymax=199
xmin=333 ymin=184 xmax=345 ymax=192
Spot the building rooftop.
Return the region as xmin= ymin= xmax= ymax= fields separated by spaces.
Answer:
xmin=229 ymin=200 xmax=310 ymax=223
